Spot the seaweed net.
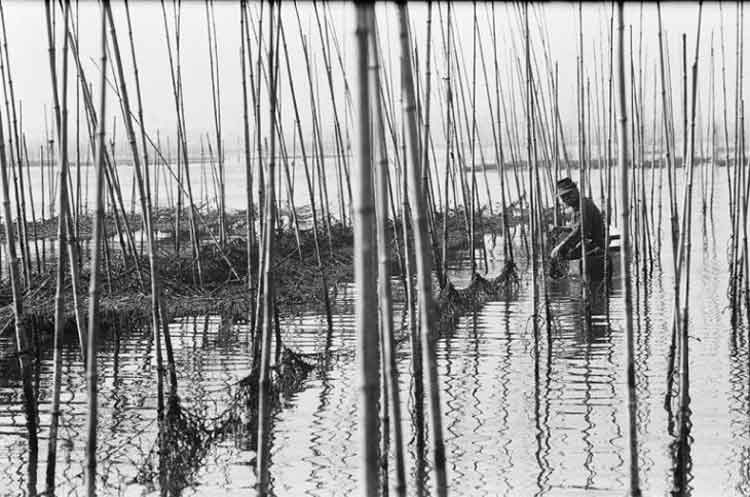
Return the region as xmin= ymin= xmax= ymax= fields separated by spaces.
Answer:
xmin=134 ymin=346 xmax=315 ymax=494
xmin=436 ymin=260 xmax=521 ymax=333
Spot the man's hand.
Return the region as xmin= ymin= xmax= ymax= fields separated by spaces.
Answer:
xmin=550 ymin=245 xmax=561 ymax=260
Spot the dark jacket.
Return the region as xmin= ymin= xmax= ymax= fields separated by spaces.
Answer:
xmin=555 ymin=197 xmax=606 ymax=257
xmin=577 ymin=197 xmax=606 ymax=250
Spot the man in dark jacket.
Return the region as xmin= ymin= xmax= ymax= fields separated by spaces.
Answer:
xmin=550 ymin=177 xmax=606 ymax=260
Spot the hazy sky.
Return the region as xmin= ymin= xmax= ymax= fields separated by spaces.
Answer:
xmin=0 ymin=1 xmax=736 ymax=159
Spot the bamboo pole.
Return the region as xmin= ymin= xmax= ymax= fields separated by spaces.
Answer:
xmin=45 ymin=0 xmax=72 ymax=490
xmin=256 ymin=2 xmax=278 ymax=493
xmin=40 ymin=142 xmax=45 ymax=270
xmin=86 ymin=5 xmax=107 ymax=493
xmin=159 ymin=0 xmax=202 ymax=285
xmin=368 ymin=12 xmax=406 ymax=496
xmin=421 ymin=1 xmax=445 ymax=289
xmin=674 ymin=7 xmax=703 ymax=492
xmin=490 ymin=3 xmax=514 ymax=264
xmin=523 ymin=4 xmax=541 ymax=340
xmin=105 ymin=0 xmax=179 ymax=394
xmin=354 ymin=5 xmax=379 ymax=496
xmin=0 ymin=0 xmax=30 ymax=288
xmin=205 ymin=0 xmax=225 ymax=246
xmin=293 ymin=5 xmax=333 ymax=252
xmin=397 ymin=5 xmax=448 ymax=496
xmin=278 ymin=13 xmax=334 ymax=338
xmin=22 ymin=137 xmax=40 ymax=273
xmin=46 ymin=0 xmax=87 ymax=354
xmin=469 ymin=1 xmax=477 ymax=275
xmin=313 ymin=1 xmax=350 ymax=227
xmin=615 ymin=3 xmax=641 ymax=496
xmin=0 ymin=6 xmax=38 ymax=495
xmin=577 ymin=3 xmax=591 ymax=326
xmin=719 ymin=2 xmax=731 ymax=224
xmin=124 ymin=0 xmax=152 ymax=237
xmin=656 ymin=5 xmax=687 ymax=402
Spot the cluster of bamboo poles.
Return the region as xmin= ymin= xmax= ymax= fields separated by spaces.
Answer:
xmin=348 ymin=1 xmax=729 ymax=496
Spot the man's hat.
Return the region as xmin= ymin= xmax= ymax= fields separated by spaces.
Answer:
xmin=556 ymin=177 xmax=578 ymax=196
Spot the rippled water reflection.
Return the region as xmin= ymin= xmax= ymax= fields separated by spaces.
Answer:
xmin=1 ymin=182 xmax=750 ymax=496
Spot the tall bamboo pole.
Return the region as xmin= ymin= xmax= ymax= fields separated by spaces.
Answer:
xmin=22 ymin=137 xmax=40 ymax=273
xmin=421 ymin=1 xmax=444 ymax=289
xmin=523 ymin=4 xmax=540 ymax=343
xmin=674 ymin=6 xmax=703 ymax=493
xmin=293 ymin=3 xmax=333 ymax=251
xmin=256 ymin=2 xmax=278 ymax=493
xmin=86 ymin=4 xmax=107 ymax=493
xmin=469 ymin=0 xmax=477 ymax=275
xmin=278 ymin=14 xmax=334 ymax=338
xmin=45 ymin=0 xmax=72 ymax=490
xmin=368 ymin=8 xmax=406 ymax=496
xmin=441 ymin=1 xmax=452 ymax=289
xmin=398 ymin=4 xmax=448 ymax=496
xmin=124 ymin=0 xmax=153 ymax=241
xmin=205 ymin=0 xmax=225 ymax=246
xmin=616 ymin=3 xmax=641 ymax=496
xmin=0 ymin=0 xmax=30 ymax=288
xmin=313 ymin=1 xmax=350 ymax=226
xmin=160 ymin=0 xmax=202 ymax=285
xmin=0 ymin=5 xmax=37 ymax=495
xmin=354 ymin=5 xmax=379 ymax=496
xmin=240 ymin=1 xmax=256 ymax=336
xmin=105 ymin=0 xmax=179 ymax=395
xmin=656 ymin=5 xmax=686 ymax=401
xmin=490 ymin=4 xmax=514 ymax=265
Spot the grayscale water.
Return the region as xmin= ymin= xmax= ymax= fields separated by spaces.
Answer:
xmin=0 ymin=167 xmax=747 ymax=496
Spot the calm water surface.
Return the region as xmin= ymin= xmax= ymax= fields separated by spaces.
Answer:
xmin=1 ymin=170 xmax=748 ymax=496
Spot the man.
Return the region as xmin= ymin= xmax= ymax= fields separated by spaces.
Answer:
xmin=550 ymin=177 xmax=606 ymax=260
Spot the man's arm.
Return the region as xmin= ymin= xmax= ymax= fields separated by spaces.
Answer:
xmin=551 ymin=221 xmax=581 ymax=258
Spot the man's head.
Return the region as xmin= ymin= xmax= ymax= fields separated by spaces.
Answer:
xmin=557 ymin=177 xmax=579 ymax=208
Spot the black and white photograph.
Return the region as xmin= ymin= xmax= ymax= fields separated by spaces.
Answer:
xmin=0 ymin=1 xmax=741 ymax=496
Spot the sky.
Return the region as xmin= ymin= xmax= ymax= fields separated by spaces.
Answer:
xmin=0 ymin=1 xmax=737 ymax=160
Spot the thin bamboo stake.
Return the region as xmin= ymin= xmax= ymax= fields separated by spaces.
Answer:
xmin=719 ymin=2 xmax=731 ymax=223
xmin=45 ymin=1 xmax=72 ymax=490
xmin=469 ymin=0 xmax=477 ymax=275
xmin=105 ymin=0 xmax=178 ymax=397
xmin=124 ymin=0 xmax=152 ymax=239
xmin=524 ymin=4 xmax=540 ymax=342
xmin=313 ymin=2 xmax=349 ymax=227
xmin=86 ymin=5 xmax=107 ymax=493
xmin=278 ymin=13 xmax=333 ymax=338
xmin=293 ymin=6 xmax=333 ymax=251
xmin=577 ymin=3 xmax=591 ymax=326
xmin=257 ymin=2 xmax=279 ymax=493
xmin=615 ymin=3 xmax=641 ymax=495
xmin=674 ymin=6 xmax=703 ymax=493
xmin=205 ymin=0 xmax=225 ymax=246
xmin=47 ymin=0 xmax=87 ymax=353
xmin=369 ymin=11 xmax=406 ymax=496
xmin=657 ymin=5 xmax=686 ymax=402
xmin=490 ymin=3 xmax=514 ymax=264
xmin=0 ymin=0 xmax=30 ymax=287
xmin=160 ymin=0 xmax=202 ymax=285
xmin=22 ymin=137 xmax=40 ymax=273
xmin=397 ymin=5 xmax=448 ymax=496
xmin=0 ymin=6 xmax=38 ymax=495
xmin=421 ymin=1 xmax=444 ymax=289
